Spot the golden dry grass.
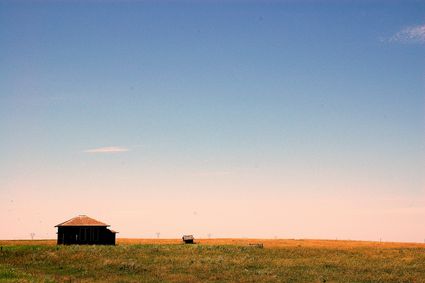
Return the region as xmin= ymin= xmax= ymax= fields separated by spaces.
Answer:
xmin=0 ymin=240 xmax=56 ymax=246
xmin=1 ymin=238 xmax=425 ymax=282
xmin=2 ymin=238 xmax=424 ymax=249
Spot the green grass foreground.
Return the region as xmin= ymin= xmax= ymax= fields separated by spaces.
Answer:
xmin=1 ymin=241 xmax=425 ymax=282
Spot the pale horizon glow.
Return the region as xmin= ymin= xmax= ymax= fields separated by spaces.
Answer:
xmin=1 ymin=1 xmax=424 ymax=242
xmin=84 ymin=146 xmax=129 ymax=154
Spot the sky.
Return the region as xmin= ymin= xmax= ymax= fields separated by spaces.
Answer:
xmin=0 ymin=0 xmax=424 ymax=242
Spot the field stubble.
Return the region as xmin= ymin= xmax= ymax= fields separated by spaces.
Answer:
xmin=1 ymin=239 xmax=425 ymax=282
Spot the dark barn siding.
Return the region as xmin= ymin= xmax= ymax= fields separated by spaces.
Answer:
xmin=57 ymin=226 xmax=116 ymax=245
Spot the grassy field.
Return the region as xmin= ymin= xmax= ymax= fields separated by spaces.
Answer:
xmin=1 ymin=239 xmax=425 ymax=282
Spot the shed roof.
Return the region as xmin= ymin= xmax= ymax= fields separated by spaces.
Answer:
xmin=55 ymin=215 xmax=109 ymax=227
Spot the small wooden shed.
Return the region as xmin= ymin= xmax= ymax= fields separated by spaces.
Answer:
xmin=55 ymin=215 xmax=118 ymax=245
xmin=182 ymin=235 xmax=194 ymax=244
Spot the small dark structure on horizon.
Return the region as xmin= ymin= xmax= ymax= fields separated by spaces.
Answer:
xmin=182 ymin=235 xmax=194 ymax=244
xmin=55 ymin=215 xmax=118 ymax=245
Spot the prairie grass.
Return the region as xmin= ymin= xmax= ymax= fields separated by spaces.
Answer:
xmin=1 ymin=239 xmax=425 ymax=282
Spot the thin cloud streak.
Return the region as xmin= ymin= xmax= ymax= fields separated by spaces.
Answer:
xmin=84 ymin=146 xmax=129 ymax=153
xmin=389 ymin=24 xmax=425 ymax=43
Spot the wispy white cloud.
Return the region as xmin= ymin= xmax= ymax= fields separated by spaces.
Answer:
xmin=84 ymin=146 xmax=129 ymax=153
xmin=389 ymin=24 xmax=425 ymax=43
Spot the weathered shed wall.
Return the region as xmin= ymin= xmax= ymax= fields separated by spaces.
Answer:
xmin=57 ymin=226 xmax=116 ymax=245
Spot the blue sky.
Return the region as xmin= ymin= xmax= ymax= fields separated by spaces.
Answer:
xmin=0 ymin=1 xmax=424 ymax=241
